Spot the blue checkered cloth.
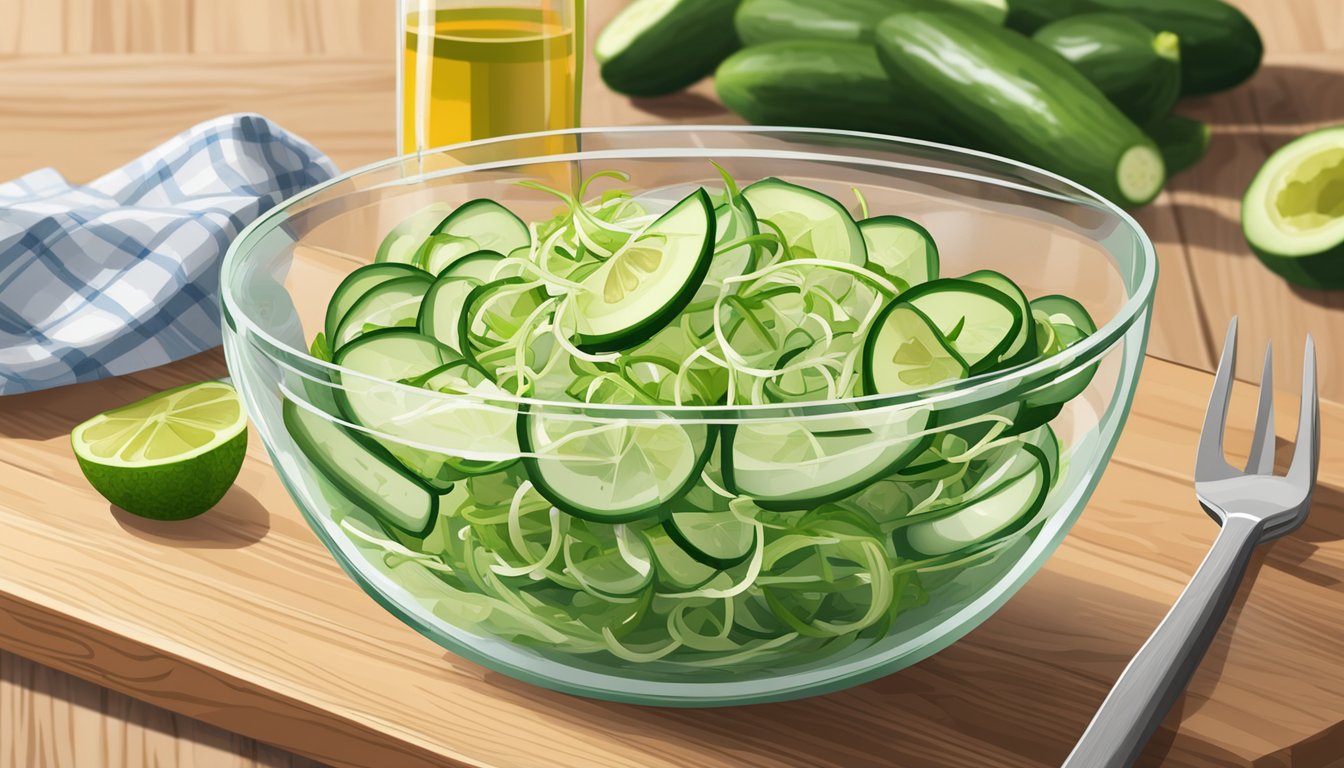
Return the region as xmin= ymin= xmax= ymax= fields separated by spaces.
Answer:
xmin=0 ymin=113 xmax=337 ymax=395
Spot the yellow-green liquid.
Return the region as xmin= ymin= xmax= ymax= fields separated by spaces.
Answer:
xmin=402 ymin=7 xmax=581 ymax=151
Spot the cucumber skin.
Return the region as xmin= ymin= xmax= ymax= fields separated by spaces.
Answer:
xmin=1033 ymin=14 xmax=1181 ymax=127
xmin=715 ymin=41 xmax=942 ymax=141
xmin=597 ymin=0 xmax=742 ymax=97
xmin=1005 ymin=0 xmax=1262 ymax=95
xmin=875 ymin=11 xmax=1163 ymax=207
xmin=1148 ymin=115 xmax=1211 ymax=177
xmin=734 ymin=0 xmax=1004 ymax=46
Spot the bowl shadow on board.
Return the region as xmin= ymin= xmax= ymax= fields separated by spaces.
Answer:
xmin=110 ymin=484 xmax=270 ymax=549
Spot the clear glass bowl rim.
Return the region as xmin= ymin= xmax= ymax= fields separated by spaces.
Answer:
xmin=220 ymin=125 xmax=1158 ymax=421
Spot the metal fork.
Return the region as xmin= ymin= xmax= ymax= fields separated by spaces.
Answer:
xmin=1063 ymin=317 xmax=1320 ymax=768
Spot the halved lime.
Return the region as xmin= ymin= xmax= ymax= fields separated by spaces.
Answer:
xmin=71 ymin=382 xmax=248 ymax=520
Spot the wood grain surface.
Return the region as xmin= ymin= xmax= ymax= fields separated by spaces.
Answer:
xmin=1 ymin=1 xmax=1342 ymax=767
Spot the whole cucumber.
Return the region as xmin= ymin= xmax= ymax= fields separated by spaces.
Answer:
xmin=1147 ymin=115 xmax=1211 ymax=177
xmin=596 ymin=0 xmax=741 ymax=97
xmin=734 ymin=0 xmax=1006 ymax=46
xmin=1034 ymin=14 xmax=1181 ymax=126
xmin=876 ymin=11 xmax=1165 ymax=207
xmin=1006 ymin=0 xmax=1262 ymax=95
xmin=715 ymin=41 xmax=943 ymax=140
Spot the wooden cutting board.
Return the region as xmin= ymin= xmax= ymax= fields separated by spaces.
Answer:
xmin=1 ymin=351 xmax=1341 ymax=768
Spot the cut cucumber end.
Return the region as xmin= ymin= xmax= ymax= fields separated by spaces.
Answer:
xmin=595 ymin=0 xmax=677 ymax=62
xmin=1116 ymin=145 xmax=1166 ymax=207
xmin=1153 ymin=31 xmax=1181 ymax=63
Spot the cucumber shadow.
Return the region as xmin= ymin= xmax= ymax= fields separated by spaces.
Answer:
xmin=1199 ymin=64 xmax=1344 ymax=125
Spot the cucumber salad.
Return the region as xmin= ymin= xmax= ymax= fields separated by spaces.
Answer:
xmin=288 ymin=167 xmax=1098 ymax=670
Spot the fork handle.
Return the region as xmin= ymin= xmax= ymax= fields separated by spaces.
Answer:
xmin=1062 ymin=513 xmax=1263 ymax=768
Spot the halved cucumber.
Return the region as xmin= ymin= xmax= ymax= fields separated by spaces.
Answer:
xmin=722 ymin=405 xmax=931 ymax=510
xmin=741 ymin=177 xmax=867 ymax=266
xmin=324 ymin=263 xmax=428 ymax=344
xmin=376 ymin=203 xmax=452 ymax=265
xmin=331 ymin=273 xmax=435 ymax=351
xmin=860 ymin=215 xmax=939 ymax=289
xmin=414 ymin=199 xmax=531 ymax=276
xmin=417 ymin=274 xmax=484 ymax=353
xmin=864 ymin=302 xmax=971 ymax=394
xmin=899 ymin=443 xmax=1050 ymax=558
xmin=282 ymin=398 xmax=437 ymax=537
xmin=572 ymin=189 xmax=716 ymax=353
xmin=963 ymin=269 xmax=1036 ymax=367
xmin=519 ymin=407 xmax=717 ymax=523
xmin=1243 ymin=126 xmax=1344 ymax=289
xmin=441 ymin=250 xmax=505 ymax=281
xmin=563 ymin=520 xmax=655 ymax=599
xmin=665 ymin=508 xmax=757 ymax=568
xmin=335 ymin=329 xmax=518 ymax=488
xmin=643 ymin=527 xmax=720 ymax=591
xmin=900 ymin=278 xmax=1023 ymax=373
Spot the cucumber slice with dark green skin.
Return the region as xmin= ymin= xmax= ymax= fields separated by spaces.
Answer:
xmin=1148 ymin=115 xmax=1211 ymax=177
xmin=1033 ymin=14 xmax=1181 ymax=127
xmin=1013 ymin=295 xmax=1099 ymax=430
xmin=665 ymin=509 xmax=757 ymax=568
xmin=518 ymin=405 xmax=717 ymax=523
xmin=418 ymin=274 xmax=483 ymax=353
xmin=864 ymin=302 xmax=970 ymax=394
xmin=721 ymin=406 xmax=932 ymax=510
xmin=331 ymin=273 xmax=435 ymax=351
xmin=439 ymin=250 xmax=505 ymax=281
xmin=1243 ymin=126 xmax=1344 ymax=289
xmin=642 ymin=527 xmax=719 ymax=591
xmin=898 ymin=278 xmax=1023 ymax=374
xmin=414 ymin=199 xmax=530 ymax=276
xmin=595 ymin=0 xmax=742 ymax=97
xmin=1005 ymin=0 xmax=1262 ymax=96
xmin=563 ymin=520 xmax=655 ymax=599
xmin=324 ymin=263 xmax=428 ymax=344
xmin=897 ymin=443 xmax=1050 ymax=558
xmin=714 ymin=41 xmax=943 ymax=141
xmin=875 ymin=11 xmax=1166 ymax=208
xmin=572 ymin=189 xmax=715 ymax=353
xmin=458 ymin=277 xmax=551 ymax=376
xmin=859 ymin=216 xmax=939 ymax=290
xmin=962 ymin=270 xmax=1036 ymax=367
xmin=741 ymin=178 xmax=866 ymax=266
xmin=282 ymin=398 xmax=437 ymax=537
xmin=376 ymin=203 xmax=452 ymax=265
xmin=734 ymin=0 xmax=1006 ymax=46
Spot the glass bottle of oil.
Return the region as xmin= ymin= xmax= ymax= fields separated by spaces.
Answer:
xmin=398 ymin=0 xmax=583 ymax=154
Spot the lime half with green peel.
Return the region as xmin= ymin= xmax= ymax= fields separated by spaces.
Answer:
xmin=1243 ymin=126 xmax=1344 ymax=289
xmin=71 ymin=381 xmax=248 ymax=520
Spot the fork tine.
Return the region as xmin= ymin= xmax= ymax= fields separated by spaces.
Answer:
xmin=1196 ymin=317 xmax=1238 ymax=479
xmin=1245 ymin=343 xmax=1276 ymax=474
xmin=1288 ymin=335 xmax=1320 ymax=489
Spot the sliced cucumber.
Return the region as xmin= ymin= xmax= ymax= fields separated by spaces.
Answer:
xmin=962 ymin=270 xmax=1036 ymax=367
xmin=665 ymin=509 xmax=757 ymax=568
xmin=441 ymin=250 xmax=505 ymax=281
xmin=572 ymin=189 xmax=716 ymax=353
xmin=1243 ymin=126 xmax=1344 ymax=289
xmin=1015 ymin=294 xmax=1099 ymax=429
xmin=722 ymin=406 xmax=931 ymax=509
xmin=864 ymin=302 xmax=971 ymax=394
xmin=563 ymin=520 xmax=655 ymax=599
xmin=324 ymin=263 xmax=428 ymax=344
xmin=643 ymin=527 xmax=720 ymax=591
xmin=741 ymin=178 xmax=866 ymax=266
xmin=860 ymin=215 xmax=939 ymax=289
xmin=331 ymin=273 xmax=435 ymax=351
xmin=519 ymin=407 xmax=716 ymax=523
xmin=900 ymin=278 xmax=1022 ymax=373
xmin=459 ymin=277 xmax=551 ymax=377
xmin=282 ymin=398 xmax=437 ymax=537
xmin=376 ymin=203 xmax=452 ymax=265
xmin=418 ymin=274 xmax=484 ymax=353
xmin=899 ymin=444 xmax=1049 ymax=558
xmin=414 ymin=199 xmax=531 ymax=276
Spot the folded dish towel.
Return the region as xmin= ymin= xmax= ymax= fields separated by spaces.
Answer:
xmin=0 ymin=113 xmax=337 ymax=396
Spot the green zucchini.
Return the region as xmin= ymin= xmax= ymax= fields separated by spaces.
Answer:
xmin=1005 ymin=0 xmax=1263 ymax=95
xmin=596 ymin=0 xmax=742 ymax=97
xmin=734 ymin=0 xmax=1006 ymax=46
xmin=1033 ymin=14 xmax=1181 ymax=127
xmin=875 ymin=11 xmax=1165 ymax=207
xmin=1242 ymin=126 xmax=1344 ymax=289
xmin=1148 ymin=115 xmax=1211 ymax=177
xmin=715 ymin=41 xmax=942 ymax=141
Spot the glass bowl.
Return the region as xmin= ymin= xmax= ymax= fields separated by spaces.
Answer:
xmin=221 ymin=126 xmax=1156 ymax=706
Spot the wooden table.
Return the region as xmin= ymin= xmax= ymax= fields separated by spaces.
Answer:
xmin=1 ymin=1 xmax=1341 ymax=766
